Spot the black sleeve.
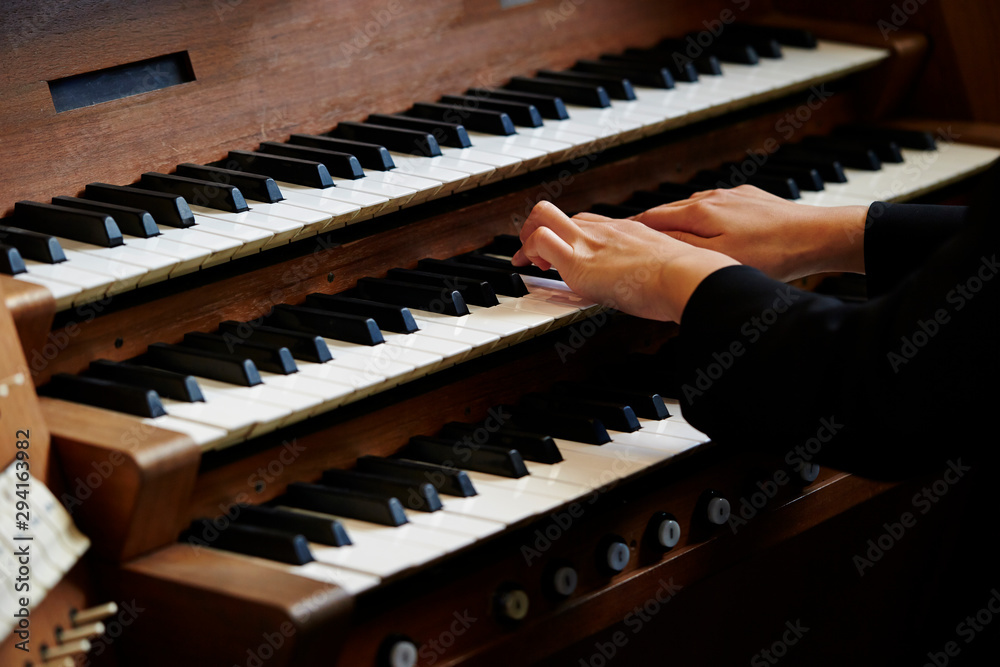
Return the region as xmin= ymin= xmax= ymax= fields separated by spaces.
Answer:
xmin=864 ymin=202 xmax=968 ymax=298
xmin=670 ymin=171 xmax=999 ymax=479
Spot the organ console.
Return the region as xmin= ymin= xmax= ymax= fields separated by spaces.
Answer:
xmin=2 ymin=0 xmax=997 ymax=665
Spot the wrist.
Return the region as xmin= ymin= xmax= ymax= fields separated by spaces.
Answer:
xmin=798 ymin=205 xmax=868 ymax=277
xmin=666 ymin=250 xmax=740 ymax=323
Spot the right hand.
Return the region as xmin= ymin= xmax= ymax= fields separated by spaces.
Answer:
xmin=627 ymin=185 xmax=869 ymax=281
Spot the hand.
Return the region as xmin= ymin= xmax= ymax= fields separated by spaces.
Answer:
xmin=631 ymin=185 xmax=869 ymax=281
xmin=512 ymin=201 xmax=739 ymax=323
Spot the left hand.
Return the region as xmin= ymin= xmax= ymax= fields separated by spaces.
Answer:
xmin=512 ymin=201 xmax=740 ymax=322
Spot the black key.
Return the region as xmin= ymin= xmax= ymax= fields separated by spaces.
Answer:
xmin=689 ymin=36 xmax=759 ymax=65
xmin=478 ymin=234 xmax=522 ymax=258
xmin=217 ymin=321 xmax=333 ymax=363
xmin=51 ymin=196 xmax=161 ymax=238
xmin=257 ymin=142 xmax=365 ymax=180
xmin=319 ymin=469 xmax=442 ymax=513
xmin=457 ymin=252 xmax=561 ymax=281
xmin=403 ymin=436 xmax=529 ymax=478
xmin=537 ymin=70 xmax=635 ymax=100
xmin=181 ymin=332 xmax=298 ymax=375
xmin=796 ymin=138 xmax=883 ymax=170
xmin=656 ymin=182 xmax=702 ymax=201
xmin=408 ymin=102 xmax=516 ymax=136
xmin=138 ymin=172 xmax=249 ymax=212
xmin=366 ymin=113 xmax=471 ymax=149
xmin=509 ymin=404 xmax=611 ymax=445
xmin=334 ymin=121 xmax=441 ymax=157
xmin=84 ymin=183 xmax=195 ymax=228
xmin=355 ymin=456 xmax=477 ymax=497
xmin=14 ymin=201 xmax=123 ymax=248
xmin=236 ymin=505 xmax=351 ymax=547
xmin=0 ymin=245 xmax=26 ymax=275
xmin=466 ymin=88 xmax=569 ymax=120
xmin=573 ymin=59 xmax=674 ymax=89
xmin=622 ymin=190 xmax=679 ymax=209
xmin=42 ymin=373 xmax=165 ymax=418
xmin=175 ymin=163 xmax=285 ymax=204
xmin=285 ymin=482 xmax=407 ymax=527
xmin=144 ymin=342 xmax=261 ymax=387
xmin=769 ymin=149 xmax=848 ymax=183
xmin=304 ymin=294 xmax=418 ymax=334
xmin=87 ymin=359 xmax=204 ymax=402
xmin=751 ymin=163 xmax=825 ymax=191
xmin=833 ymin=125 xmax=936 ymax=151
xmin=416 ymin=258 xmax=529 ymax=297
xmin=356 ymin=278 xmax=469 ymax=317
xmin=614 ymin=50 xmax=701 ymax=82
xmin=288 ymin=135 xmax=396 ymax=171
xmin=185 ymin=518 xmax=313 ymax=565
xmin=439 ymin=95 xmax=543 ymax=127
xmin=589 ymin=203 xmax=646 ymax=218
xmin=506 ymin=76 xmax=610 ymax=108
xmin=730 ymin=23 xmax=817 ymax=49
xmin=224 ymin=150 xmax=333 ymax=188
xmin=268 ymin=304 xmax=384 ymax=346
xmin=551 ymin=382 xmax=671 ymax=420
xmin=692 ymin=170 xmax=801 ymax=199
xmin=719 ymin=34 xmax=782 ymax=59
xmin=0 ymin=225 xmax=65 ymax=263
xmin=439 ymin=421 xmax=563 ymax=464
xmin=802 ymin=135 xmax=901 ymax=165
xmin=522 ymin=393 xmax=640 ymax=433
xmin=386 ymin=269 xmax=499 ymax=307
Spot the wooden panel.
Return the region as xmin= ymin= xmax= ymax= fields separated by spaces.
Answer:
xmin=0 ymin=0 xmax=767 ymax=216
xmin=42 ymin=398 xmax=201 ymax=561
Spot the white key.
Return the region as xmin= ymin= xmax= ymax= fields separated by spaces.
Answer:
xmin=464 ymin=470 xmax=588 ymax=502
xmin=437 ymin=479 xmax=564 ymax=525
xmin=50 ymin=249 xmax=147 ymax=294
xmin=607 ymin=428 xmax=700 ymax=454
xmin=553 ymin=439 xmax=665 ymax=474
xmin=411 ymin=308 xmax=533 ymax=343
xmin=161 ymin=394 xmax=287 ymax=444
xmin=309 ymin=343 xmax=418 ymax=392
xmin=268 ymin=184 xmax=363 ymax=230
xmin=258 ymin=371 xmax=357 ymax=415
xmin=523 ymin=449 xmax=629 ymax=489
xmin=635 ymin=417 xmax=709 ymax=442
xmin=384 ymin=155 xmax=475 ymax=194
xmin=156 ymin=226 xmax=243 ymax=269
xmin=194 ymin=376 xmax=321 ymax=428
xmin=19 ymin=259 xmax=112 ymax=305
xmin=118 ymin=234 xmax=211 ymax=277
xmin=321 ymin=337 xmax=440 ymax=381
xmin=381 ymin=329 xmax=473 ymax=367
xmin=191 ymin=214 xmax=273 ymax=259
xmin=190 ymin=205 xmax=302 ymax=250
xmin=361 ymin=170 xmax=444 ymax=203
xmin=245 ymin=198 xmax=332 ymax=231
xmin=141 ymin=415 xmax=230 ymax=450
xmin=404 ymin=509 xmax=505 ymax=540
xmin=330 ymin=176 xmax=417 ymax=210
xmin=438 ymin=146 xmax=526 ymax=178
xmin=310 ymin=535 xmax=442 ymax=578
xmin=305 ymin=513 xmax=476 ymax=553
xmin=278 ymin=181 xmax=390 ymax=224
xmin=411 ymin=319 xmax=502 ymax=356
xmin=13 ymin=273 xmax=81 ymax=310
xmin=57 ymin=237 xmax=179 ymax=285
xmin=278 ymin=560 xmax=381 ymax=595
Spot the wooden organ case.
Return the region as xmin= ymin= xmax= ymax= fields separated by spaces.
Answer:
xmin=1 ymin=0 xmax=997 ymax=665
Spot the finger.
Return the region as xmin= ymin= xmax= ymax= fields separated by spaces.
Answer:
xmin=516 ymin=225 xmax=575 ymax=272
xmin=572 ymin=212 xmax=613 ymax=222
xmin=518 ymin=200 xmax=581 ymax=246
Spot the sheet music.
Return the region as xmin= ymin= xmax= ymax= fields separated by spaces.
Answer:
xmin=0 ymin=459 xmax=90 ymax=646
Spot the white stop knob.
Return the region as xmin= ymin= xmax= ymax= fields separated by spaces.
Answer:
xmin=552 ymin=566 xmax=578 ymax=597
xmin=799 ymin=462 xmax=820 ymax=483
xmin=605 ymin=541 xmax=630 ymax=572
xmin=707 ymin=497 xmax=731 ymax=525
xmin=497 ymin=588 xmax=530 ymax=621
xmin=656 ymin=518 xmax=681 ymax=549
xmin=388 ymin=640 xmax=417 ymax=667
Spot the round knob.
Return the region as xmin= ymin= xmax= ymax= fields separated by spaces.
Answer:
xmin=550 ymin=565 xmax=578 ymax=597
xmin=798 ymin=462 xmax=820 ymax=483
xmin=597 ymin=535 xmax=631 ymax=574
xmin=494 ymin=585 xmax=530 ymax=622
xmin=377 ymin=635 xmax=418 ymax=667
xmin=706 ymin=496 xmax=731 ymax=525
xmin=649 ymin=513 xmax=681 ymax=550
